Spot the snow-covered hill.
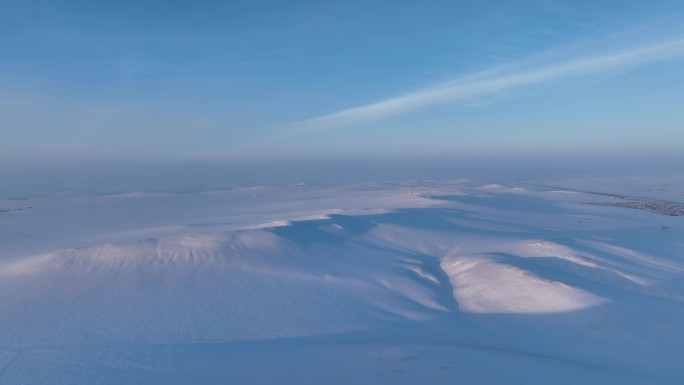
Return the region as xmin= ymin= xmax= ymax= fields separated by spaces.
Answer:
xmin=1 ymin=179 xmax=683 ymax=384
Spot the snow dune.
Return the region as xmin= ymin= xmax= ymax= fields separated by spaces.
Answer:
xmin=0 ymin=179 xmax=683 ymax=384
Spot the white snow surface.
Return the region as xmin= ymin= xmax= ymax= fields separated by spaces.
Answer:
xmin=1 ymin=178 xmax=684 ymax=384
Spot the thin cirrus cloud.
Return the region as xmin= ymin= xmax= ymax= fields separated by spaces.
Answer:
xmin=290 ymin=35 xmax=684 ymax=133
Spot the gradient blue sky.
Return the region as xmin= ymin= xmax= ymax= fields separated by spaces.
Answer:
xmin=2 ymin=0 xmax=684 ymax=163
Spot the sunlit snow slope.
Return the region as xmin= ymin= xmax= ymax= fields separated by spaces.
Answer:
xmin=1 ymin=179 xmax=683 ymax=384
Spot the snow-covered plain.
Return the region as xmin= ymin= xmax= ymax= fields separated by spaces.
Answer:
xmin=1 ymin=178 xmax=683 ymax=384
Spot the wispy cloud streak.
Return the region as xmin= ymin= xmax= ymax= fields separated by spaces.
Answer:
xmin=292 ymin=37 xmax=684 ymax=132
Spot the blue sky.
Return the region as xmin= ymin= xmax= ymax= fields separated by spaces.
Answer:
xmin=2 ymin=0 xmax=684 ymax=163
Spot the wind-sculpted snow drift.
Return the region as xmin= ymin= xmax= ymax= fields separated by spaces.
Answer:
xmin=0 ymin=179 xmax=683 ymax=384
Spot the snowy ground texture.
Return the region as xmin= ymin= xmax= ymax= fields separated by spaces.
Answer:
xmin=1 ymin=178 xmax=683 ymax=384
